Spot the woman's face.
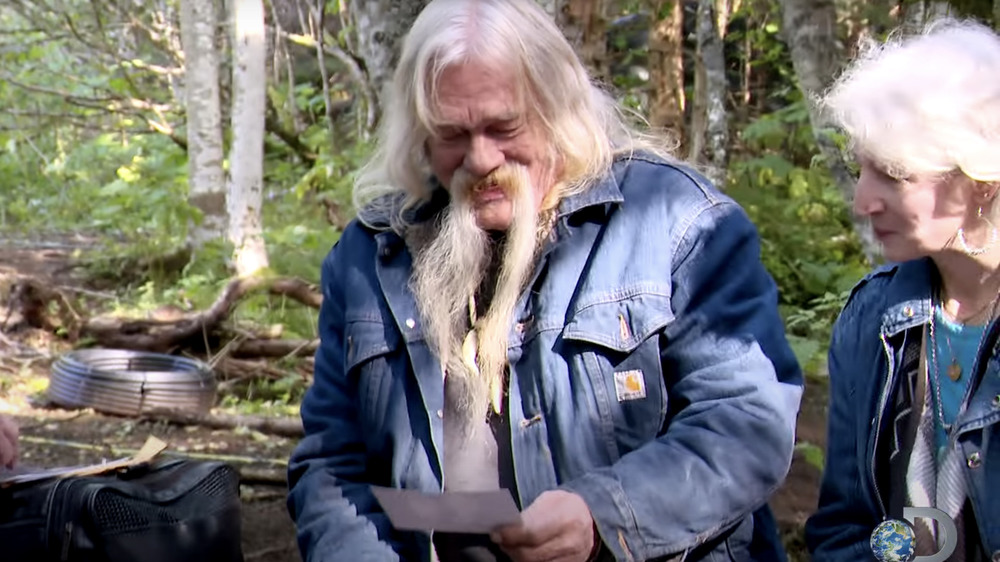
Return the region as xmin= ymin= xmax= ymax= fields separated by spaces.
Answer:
xmin=853 ymin=154 xmax=986 ymax=262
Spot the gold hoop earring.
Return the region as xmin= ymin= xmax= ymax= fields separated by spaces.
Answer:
xmin=957 ymin=206 xmax=999 ymax=256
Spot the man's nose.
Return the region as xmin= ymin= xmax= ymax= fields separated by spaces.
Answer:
xmin=463 ymin=134 xmax=504 ymax=177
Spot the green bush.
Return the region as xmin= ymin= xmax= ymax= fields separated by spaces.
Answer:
xmin=728 ymin=101 xmax=869 ymax=372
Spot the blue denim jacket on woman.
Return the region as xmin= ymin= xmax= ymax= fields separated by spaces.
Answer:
xmin=286 ymin=154 xmax=804 ymax=562
xmin=805 ymin=258 xmax=1000 ymax=561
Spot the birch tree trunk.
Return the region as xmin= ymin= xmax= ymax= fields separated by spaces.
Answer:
xmin=348 ymin=0 xmax=430 ymax=126
xmin=227 ymin=0 xmax=269 ymax=277
xmin=778 ymin=0 xmax=880 ymax=263
xmin=648 ymin=0 xmax=685 ymax=142
xmin=691 ymin=0 xmax=729 ymax=188
xmin=179 ymin=0 xmax=226 ymax=247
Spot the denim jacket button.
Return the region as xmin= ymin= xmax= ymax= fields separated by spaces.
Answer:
xmin=405 ymin=318 xmax=416 ymax=329
xmin=903 ymin=306 xmax=914 ymax=317
xmin=436 ymin=409 xmax=443 ymax=419
xmin=967 ymin=451 xmax=983 ymax=469
xmin=992 ymin=394 xmax=1000 ymax=409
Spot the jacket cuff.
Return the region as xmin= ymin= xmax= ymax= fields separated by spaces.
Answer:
xmin=560 ymin=472 xmax=648 ymax=561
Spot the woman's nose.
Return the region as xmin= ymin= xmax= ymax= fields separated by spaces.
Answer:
xmin=853 ymin=174 xmax=886 ymax=216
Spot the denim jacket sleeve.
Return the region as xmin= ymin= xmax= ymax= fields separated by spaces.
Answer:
xmin=561 ymin=201 xmax=803 ymax=559
xmin=805 ymin=292 xmax=881 ymax=561
xmin=286 ymin=241 xmax=403 ymax=562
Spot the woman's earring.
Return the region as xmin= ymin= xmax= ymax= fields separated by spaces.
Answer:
xmin=957 ymin=206 xmax=999 ymax=256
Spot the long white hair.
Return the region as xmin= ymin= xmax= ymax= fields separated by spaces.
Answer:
xmin=352 ymin=0 xmax=675 ymax=228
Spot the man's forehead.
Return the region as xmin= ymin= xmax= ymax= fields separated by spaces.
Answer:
xmin=430 ymin=94 xmax=525 ymax=128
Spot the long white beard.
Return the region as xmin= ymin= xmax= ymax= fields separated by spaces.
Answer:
xmin=408 ymin=164 xmax=543 ymax=424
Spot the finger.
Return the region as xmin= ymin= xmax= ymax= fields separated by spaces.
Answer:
xmin=0 ymin=436 xmax=14 ymax=469
xmin=0 ymin=417 xmax=18 ymax=445
xmin=491 ymin=517 xmax=561 ymax=549
xmin=0 ymin=418 xmax=18 ymax=468
xmin=492 ymin=502 xmax=565 ymax=547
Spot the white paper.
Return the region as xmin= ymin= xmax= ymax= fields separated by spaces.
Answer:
xmin=371 ymin=486 xmax=521 ymax=534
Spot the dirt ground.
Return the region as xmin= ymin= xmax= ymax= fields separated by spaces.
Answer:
xmin=0 ymin=235 xmax=827 ymax=562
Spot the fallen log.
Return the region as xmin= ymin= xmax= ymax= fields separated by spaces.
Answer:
xmin=239 ymin=467 xmax=288 ymax=486
xmin=231 ymin=338 xmax=319 ymax=358
xmin=141 ymin=408 xmax=304 ymax=438
xmin=81 ymin=275 xmax=322 ymax=352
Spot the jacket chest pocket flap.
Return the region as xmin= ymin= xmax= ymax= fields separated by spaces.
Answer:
xmin=344 ymin=319 xmax=401 ymax=437
xmin=560 ymin=292 xmax=673 ymax=456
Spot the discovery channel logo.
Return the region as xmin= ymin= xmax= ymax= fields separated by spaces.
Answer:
xmin=870 ymin=507 xmax=957 ymax=562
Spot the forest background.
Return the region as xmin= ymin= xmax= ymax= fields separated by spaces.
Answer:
xmin=2 ymin=0 xmax=995 ymax=560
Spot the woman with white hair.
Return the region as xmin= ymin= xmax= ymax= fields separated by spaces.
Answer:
xmin=805 ymin=18 xmax=1000 ymax=562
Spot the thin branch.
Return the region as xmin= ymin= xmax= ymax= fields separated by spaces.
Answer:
xmin=309 ymin=2 xmax=339 ymax=147
xmin=19 ymin=435 xmax=290 ymax=466
xmin=279 ymin=28 xmax=376 ymax=131
xmin=264 ymin=98 xmax=317 ymax=163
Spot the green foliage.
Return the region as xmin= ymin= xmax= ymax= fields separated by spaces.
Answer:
xmin=219 ymin=371 xmax=307 ymax=417
xmin=3 ymin=132 xmax=196 ymax=245
xmin=728 ymin=101 xmax=869 ymax=372
xmin=794 ymin=441 xmax=826 ymax=472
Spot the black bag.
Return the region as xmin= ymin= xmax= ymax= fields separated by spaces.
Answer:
xmin=0 ymin=458 xmax=245 ymax=562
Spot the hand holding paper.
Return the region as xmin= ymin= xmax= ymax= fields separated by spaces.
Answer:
xmin=490 ymin=490 xmax=597 ymax=562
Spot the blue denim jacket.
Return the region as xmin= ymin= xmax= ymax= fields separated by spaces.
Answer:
xmin=287 ymin=155 xmax=804 ymax=562
xmin=805 ymin=258 xmax=1000 ymax=560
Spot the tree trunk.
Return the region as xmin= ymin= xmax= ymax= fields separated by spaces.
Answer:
xmin=227 ymin=0 xmax=270 ymax=277
xmin=901 ymin=0 xmax=953 ymax=26
xmin=693 ymin=0 xmax=729 ymax=188
xmin=648 ymin=0 xmax=686 ymax=143
xmin=347 ymin=0 xmax=430 ymax=127
xmin=179 ymin=0 xmax=227 ymax=247
xmin=553 ymin=0 xmax=611 ymax=81
xmin=778 ymin=0 xmax=880 ymax=263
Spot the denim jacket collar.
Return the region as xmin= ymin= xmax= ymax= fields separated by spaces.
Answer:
xmin=878 ymin=258 xmax=936 ymax=338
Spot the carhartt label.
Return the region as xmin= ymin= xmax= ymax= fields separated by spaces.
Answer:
xmin=614 ymin=370 xmax=646 ymax=402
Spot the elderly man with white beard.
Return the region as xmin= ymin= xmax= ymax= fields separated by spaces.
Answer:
xmin=286 ymin=1 xmax=804 ymax=561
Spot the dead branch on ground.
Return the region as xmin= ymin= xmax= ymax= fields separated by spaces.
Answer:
xmin=140 ymin=408 xmax=304 ymax=438
xmin=3 ymin=274 xmax=322 ymax=354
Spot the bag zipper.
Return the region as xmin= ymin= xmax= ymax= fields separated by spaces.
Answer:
xmin=870 ymin=332 xmax=894 ymax=519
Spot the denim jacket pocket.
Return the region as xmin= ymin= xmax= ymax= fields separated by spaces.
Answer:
xmin=561 ymin=292 xmax=672 ymax=459
xmin=344 ymin=319 xmax=401 ymax=441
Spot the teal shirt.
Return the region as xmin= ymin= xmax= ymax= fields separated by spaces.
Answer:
xmin=929 ymin=306 xmax=985 ymax=460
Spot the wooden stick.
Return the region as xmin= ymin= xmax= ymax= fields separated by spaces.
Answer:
xmin=19 ymin=435 xmax=289 ymax=466
xmin=139 ymin=408 xmax=304 ymax=438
